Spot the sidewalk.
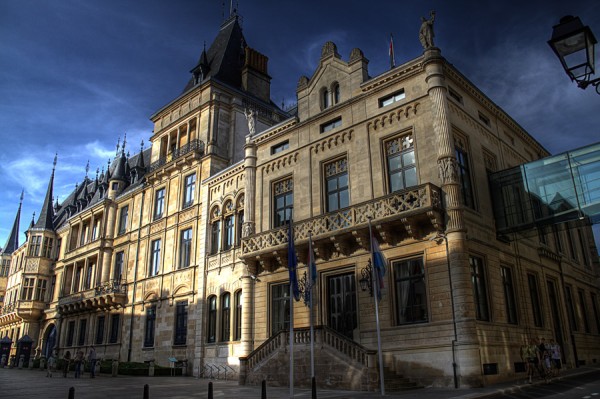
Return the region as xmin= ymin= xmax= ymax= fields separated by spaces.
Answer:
xmin=0 ymin=364 xmax=598 ymax=399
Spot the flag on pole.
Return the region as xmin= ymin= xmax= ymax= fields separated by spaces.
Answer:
xmin=389 ymin=33 xmax=396 ymax=69
xmin=288 ymin=220 xmax=301 ymax=301
xmin=371 ymin=233 xmax=387 ymax=301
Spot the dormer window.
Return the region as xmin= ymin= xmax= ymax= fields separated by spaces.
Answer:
xmin=321 ymin=88 xmax=330 ymax=109
xmin=332 ymin=82 xmax=340 ymax=105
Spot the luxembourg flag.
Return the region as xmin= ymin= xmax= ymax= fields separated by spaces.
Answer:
xmin=389 ymin=33 xmax=396 ymax=69
xmin=288 ymin=220 xmax=301 ymax=301
xmin=372 ymin=234 xmax=387 ymax=301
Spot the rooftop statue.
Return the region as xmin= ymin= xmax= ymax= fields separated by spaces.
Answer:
xmin=419 ymin=10 xmax=436 ymax=49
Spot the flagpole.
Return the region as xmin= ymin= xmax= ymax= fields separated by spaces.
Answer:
xmin=368 ymin=217 xmax=386 ymax=396
xmin=308 ymin=230 xmax=315 ymax=382
xmin=289 ymin=214 xmax=294 ymax=399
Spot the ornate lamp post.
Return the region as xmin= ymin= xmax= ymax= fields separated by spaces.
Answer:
xmin=548 ymin=15 xmax=599 ymax=94
xmin=358 ymin=260 xmax=373 ymax=297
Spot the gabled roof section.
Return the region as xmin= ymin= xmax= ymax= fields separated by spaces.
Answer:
xmin=33 ymin=155 xmax=57 ymax=231
xmin=183 ymin=13 xmax=246 ymax=92
xmin=1 ymin=191 xmax=23 ymax=255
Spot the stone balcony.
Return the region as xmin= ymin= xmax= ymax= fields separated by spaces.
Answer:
xmin=241 ymin=183 xmax=443 ymax=272
xmin=146 ymin=139 xmax=205 ymax=182
xmin=57 ymin=279 xmax=128 ymax=314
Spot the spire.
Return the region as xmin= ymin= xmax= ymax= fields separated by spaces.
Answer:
xmin=32 ymin=154 xmax=57 ymax=231
xmin=1 ymin=190 xmax=24 ymax=255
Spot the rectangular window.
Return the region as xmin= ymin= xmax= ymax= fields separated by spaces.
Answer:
xmin=144 ymin=305 xmax=157 ymax=347
xmin=234 ymin=290 xmax=242 ymax=341
xmin=501 ymin=266 xmax=518 ymax=324
xmin=448 ymin=86 xmax=463 ymax=104
xmin=21 ymin=278 xmax=35 ymax=300
xmin=109 ymin=314 xmax=120 ymax=343
xmin=78 ymin=319 xmax=87 ymax=346
xmin=114 ymin=251 xmax=124 ymax=281
xmin=577 ymin=230 xmax=589 ymax=267
xmin=273 ymin=178 xmax=293 ymax=228
xmin=567 ymin=228 xmax=577 ymax=260
xmin=207 ymin=296 xmax=217 ymax=343
xmin=325 ymin=158 xmax=349 ymax=212
xmin=565 ymin=285 xmax=578 ymax=331
xmin=55 ymin=238 xmax=62 ymax=260
xmin=42 ymin=237 xmax=54 ymax=258
xmin=66 ymin=321 xmax=75 ymax=347
xmin=470 ymin=256 xmax=490 ymax=321
xmin=95 ymin=316 xmax=105 ymax=345
xmin=385 ymin=134 xmax=417 ymax=193
xmin=236 ymin=211 xmax=244 ymax=246
xmin=79 ymin=224 xmax=88 ymax=246
xmin=221 ymin=293 xmax=231 ymax=342
xmin=394 ymin=258 xmax=428 ymax=324
xmin=91 ymin=219 xmax=99 ymax=241
xmin=179 ymin=228 xmax=192 ymax=269
xmin=149 ymin=239 xmax=161 ymax=276
xmin=552 ymin=225 xmax=563 ymax=253
xmin=174 ymin=301 xmax=188 ymax=346
xmin=271 ymin=283 xmax=290 ymax=335
xmin=183 ymin=173 xmax=196 ymax=208
xmin=85 ymin=263 xmax=93 ymax=290
xmin=210 ymin=221 xmax=221 ymax=255
xmin=578 ymin=289 xmax=590 ymax=333
xmin=320 ymin=117 xmax=342 ymax=133
xmin=527 ymin=274 xmax=544 ymax=327
xmin=35 ymin=279 xmax=47 ymax=301
xmin=224 ymin=215 xmax=235 ymax=250
xmin=74 ymin=266 xmax=82 ymax=292
xmin=590 ymin=293 xmax=600 ymax=334
xmin=271 ymin=140 xmax=290 ymax=154
xmin=28 ymin=235 xmax=42 ymax=257
xmin=118 ymin=205 xmax=129 ymax=235
xmin=478 ymin=111 xmax=491 ymax=127
xmin=456 ymin=146 xmax=475 ymax=209
xmin=0 ymin=259 xmax=9 ymax=277
xmin=379 ymin=89 xmax=405 ymax=107
xmin=153 ymin=188 xmax=165 ymax=220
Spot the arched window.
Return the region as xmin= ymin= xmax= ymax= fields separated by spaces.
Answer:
xmin=207 ymin=295 xmax=217 ymax=343
xmin=321 ymin=88 xmax=330 ymax=109
xmin=332 ymin=82 xmax=340 ymax=104
xmin=234 ymin=290 xmax=242 ymax=341
xmin=221 ymin=292 xmax=231 ymax=342
xmin=210 ymin=207 xmax=221 ymax=255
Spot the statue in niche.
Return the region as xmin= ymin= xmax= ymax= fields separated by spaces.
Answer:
xmin=244 ymin=108 xmax=257 ymax=136
xmin=419 ymin=10 xmax=436 ymax=49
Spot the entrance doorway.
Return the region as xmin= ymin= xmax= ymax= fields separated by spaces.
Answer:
xmin=327 ymin=273 xmax=357 ymax=339
xmin=43 ymin=324 xmax=57 ymax=358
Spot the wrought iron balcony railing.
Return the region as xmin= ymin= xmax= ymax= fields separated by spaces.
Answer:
xmin=148 ymin=139 xmax=205 ymax=173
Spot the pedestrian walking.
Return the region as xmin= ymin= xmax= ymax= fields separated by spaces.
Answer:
xmin=74 ymin=349 xmax=84 ymax=378
xmin=87 ymin=346 xmax=97 ymax=378
xmin=62 ymin=351 xmax=71 ymax=378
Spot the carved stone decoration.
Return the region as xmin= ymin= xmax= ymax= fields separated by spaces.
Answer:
xmin=297 ymin=76 xmax=309 ymax=90
xmin=349 ymin=48 xmax=364 ymax=63
xmin=242 ymin=222 xmax=255 ymax=238
xmin=321 ymin=41 xmax=340 ymax=59
xmin=438 ymin=157 xmax=458 ymax=184
xmin=419 ymin=10 xmax=436 ymax=49
xmin=244 ymin=108 xmax=257 ymax=136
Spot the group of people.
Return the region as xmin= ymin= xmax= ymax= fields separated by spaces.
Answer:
xmin=46 ymin=346 xmax=97 ymax=378
xmin=521 ymin=337 xmax=562 ymax=383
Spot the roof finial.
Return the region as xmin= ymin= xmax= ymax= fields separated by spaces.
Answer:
xmin=85 ymin=160 xmax=90 ymax=178
xmin=20 ymin=189 xmax=24 ymax=204
xmin=53 ymin=153 xmax=58 ymax=171
xmin=116 ymin=136 xmax=121 ymax=157
xmin=140 ymin=140 xmax=144 ymax=151
xmin=31 ymin=211 xmax=36 ymax=223
xmin=122 ymin=133 xmax=127 ymax=154
xmin=96 ymin=167 xmax=99 ymax=180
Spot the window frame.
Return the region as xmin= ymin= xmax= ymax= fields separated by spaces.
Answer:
xmin=149 ymin=238 xmax=161 ymax=277
xmin=117 ymin=205 xmax=129 ymax=235
xmin=109 ymin=314 xmax=120 ymax=344
xmin=273 ymin=178 xmax=293 ymax=228
xmin=183 ymin=173 xmax=196 ymax=209
xmin=379 ymin=89 xmax=406 ymax=108
xmin=95 ymin=315 xmax=105 ymax=345
xmin=271 ymin=140 xmax=290 ymax=155
xmin=385 ymin=134 xmax=417 ymax=193
xmin=320 ymin=117 xmax=342 ymax=133
xmin=179 ymin=228 xmax=192 ymax=269
xmin=393 ymin=257 xmax=428 ymax=325
xmin=527 ymin=273 xmax=544 ymax=328
xmin=153 ymin=187 xmax=166 ymax=220
xmin=271 ymin=283 xmax=290 ymax=335
xmin=144 ymin=305 xmax=157 ymax=348
xmin=324 ymin=157 xmax=349 ymax=213
xmin=207 ymin=295 xmax=217 ymax=343
xmin=78 ymin=319 xmax=87 ymax=346
xmin=455 ymin=142 xmax=476 ymax=209
xmin=221 ymin=292 xmax=231 ymax=342
xmin=174 ymin=300 xmax=188 ymax=346
xmin=114 ymin=251 xmax=124 ymax=281
xmin=469 ymin=255 xmax=490 ymax=321
xmin=500 ymin=266 xmax=518 ymax=324
xmin=234 ymin=290 xmax=242 ymax=341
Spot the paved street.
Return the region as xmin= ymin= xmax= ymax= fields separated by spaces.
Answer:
xmin=0 ymin=365 xmax=599 ymax=399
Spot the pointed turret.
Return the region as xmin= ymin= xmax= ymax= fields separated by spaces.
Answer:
xmin=1 ymin=191 xmax=24 ymax=255
xmin=32 ymin=154 xmax=57 ymax=231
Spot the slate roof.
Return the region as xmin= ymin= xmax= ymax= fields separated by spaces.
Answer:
xmin=1 ymin=198 xmax=22 ymax=255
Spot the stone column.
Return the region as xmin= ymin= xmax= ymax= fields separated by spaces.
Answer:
xmin=423 ymin=47 xmax=480 ymax=386
xmin=242 ymin=138 xmax=257 ymax=238
xmin=101 ymin=201 xmax=117 ymax=283
xmin=240 ymin=276 xmax=254 ymax=356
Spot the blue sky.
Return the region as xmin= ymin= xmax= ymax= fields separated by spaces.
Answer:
xmin=1 ymin=0 xmax=599 ymax=250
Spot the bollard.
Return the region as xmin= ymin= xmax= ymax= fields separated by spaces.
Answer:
xmin=143 ymin=384 xmax=149 ymax=399
xmin=111 ymin=359 xmax=119 ymax=377
xmin=261 ymin=379 xmax=267 ymax=399
xmin=18 ymin=355 xmax=24 ymax=369
xmin=68 ymin=387 xmax=75 ymax=399
xmin=208 ymin=381 xmax=213 ymax=399
xmin=148 ymin=360 xmax=155 ymax=377
xmin=311 ymin=376 xmax=317 ymax=399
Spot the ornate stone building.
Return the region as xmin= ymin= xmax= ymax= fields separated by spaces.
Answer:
xmin=1 ymin=11 xmax=599 ymax=390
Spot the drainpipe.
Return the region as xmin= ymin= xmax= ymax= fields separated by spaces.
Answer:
xmin=127 ymin=186 xmax=146 ymax=362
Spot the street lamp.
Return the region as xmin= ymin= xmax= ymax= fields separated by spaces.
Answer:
xmin=548 ymin=15 xmax=599 ymax=94
xmin=358 ymin=260 xmax=373 ymax=296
